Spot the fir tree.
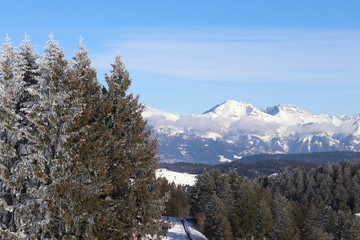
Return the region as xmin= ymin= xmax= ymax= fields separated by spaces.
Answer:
xmin=89 ymin=54 xmax=165 ymax=239
xmin=165 ymin=183 xmax=189 ymax=217
xmin=203 ymin=194 xmax=233 ymax=240
xmin=0 ymin=35 xmax=23 ymax=239
xmin=255 ymin=197 xmax=273 ymax=239
xmin=27 ymin=34 xmax=72 ymax=239
xmin=45 ymin=37 xmax=104 ymax=239
xmin=271 ymin=192 xmax=297 ymax=240
xmin=0 ymin=35 xmax=50 ymax=239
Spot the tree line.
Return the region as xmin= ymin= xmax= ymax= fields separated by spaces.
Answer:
xmin=189 ymin=161 xmax=360 ymax=240
xmin=0 ymin=35 xmax=166 ymax=239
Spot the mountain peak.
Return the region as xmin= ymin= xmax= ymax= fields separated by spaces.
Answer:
xmin=203 ymin=100 xmax=256 ymax=118
xmin=143 ymin=100 xmax=360 ymax=164
xmin=262 ymin=104 xmax=306 ymax=116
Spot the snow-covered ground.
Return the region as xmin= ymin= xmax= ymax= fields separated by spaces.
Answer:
xmin=162 ymin=217 xmax=207 ymax=240
xmin=156 ymin=169 xmax=197 ymax=186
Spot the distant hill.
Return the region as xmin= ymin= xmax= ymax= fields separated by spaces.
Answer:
xmin=159 ymin=151 xmax=360 ymax=178
xmin=237 ymin=151 xmax=360 ymax=164
xmin=159 ymin=159 xmax=319 ymax=178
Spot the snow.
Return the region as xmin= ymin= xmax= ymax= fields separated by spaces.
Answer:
xmin=143 ymin=100 xmax=360 ymax=157
xmin=233 ymin=154 xmax=242 ymax=159
xmin=186 ymin=222 xmax=208 ymax=240
xmin=199 ymin=132 xmax=223 ymax=140
xmin=156 ymin=169 xmax=197 ymax=186
xmin=203 ymin=100 xmax=258 ymax=119
xmin=143 ymin=100 xmax=359 ymax=138
xmin=162 ymin=217 xmax=207 ymax=240
xmin=218 ymin=155 xmax=233 ymax=163
xmin=180 ymin=150 xmax=187 ymax=156
xmin=162 ymin=220 xmax=186 ymax=240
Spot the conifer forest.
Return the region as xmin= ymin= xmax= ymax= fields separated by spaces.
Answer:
xmin=0 ymin=35 xmax=166 ymax=239
xmin=1 ymin=35 xmax=360 ymax=240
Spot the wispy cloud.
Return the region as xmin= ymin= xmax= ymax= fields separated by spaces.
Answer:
xmin=92 ymin=27 xmax=360 ymax=84
xmin=146 ymin=113 xmax=358 ymax=136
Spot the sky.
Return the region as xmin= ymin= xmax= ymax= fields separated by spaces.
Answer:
xmin=1 ymin=0 xmax=360 ymax=116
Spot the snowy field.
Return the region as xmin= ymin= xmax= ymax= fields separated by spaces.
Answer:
xmin=162 ymin=217 xmax=207 ymax=240
xmin=156 ymin=169 xmax=197 ymax=186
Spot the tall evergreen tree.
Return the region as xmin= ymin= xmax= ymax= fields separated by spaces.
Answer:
xmin=271 ymin=192 xmax=298 ymax=240
xmin=45 ymin=37 xmax=104 ymax=239
xmin=0 ymin=35 xmax=49 ymax=239
xmin=0 ymin=35 xmax=23 ymax=239
xmin=90 ymin=54 xmax=165 ymax=239
xmin=164 ymin=183 xmax=189 ymax=217
xmin=255 ymin=197 xmax=273 ymax=239
xmin=203 ymin=194 xmax=233 ymax=240
xmin=27 ymin=34 xmax=72 ymax=239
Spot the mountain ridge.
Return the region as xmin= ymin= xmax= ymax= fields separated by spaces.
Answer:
xmin=144 ymin=100 xmax=360 ymax=164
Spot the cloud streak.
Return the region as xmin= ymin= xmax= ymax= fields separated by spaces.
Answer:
xmin=92 ymin=27 xmax=360 ymax=84
xmin=146 ymin=113 xmax=358 ymax=137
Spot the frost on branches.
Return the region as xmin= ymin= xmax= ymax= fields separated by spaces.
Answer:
xmin=0 ymin=35 xmax=166 ymax=240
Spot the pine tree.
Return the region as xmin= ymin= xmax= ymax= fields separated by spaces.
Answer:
xmin=272 ymin=192 xmax=297 ymax=240
xmin=25 ymin=34 xmax=72 ymax=239
xmin=43 ymin=37 xmax=104 ymax=239
xmin=0 ymin=35 xmax=50 ymax=239
xmin=165 ymin=183 xmax=189 ymax=217
xmin=190 ymin=171 xmax=219 ymax=232
xmin=232 ymin=179 xmax=259 ymax=238
xmin=0 ymin=35 xmax=23 ymax=239
xmin=255 ymin=197 xmax=273 ymax=239
xmin=88 ymin=54 xmax=165 ymax=239
xmin=203 ymin=194 xmax=233 ymax=240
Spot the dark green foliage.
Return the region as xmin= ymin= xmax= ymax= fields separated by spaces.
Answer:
xmin=191 ymin=161 xmax=360 ymax=240
xmin=255 ymin=197 xmax=273 ymax=239
xmin=87 ymin=54 xmax=165 ymax=239
xmin=158 ymin=151 xmax=360 ymax=178
xmin=190 ymin=170 xmax=276 ymax=239
xmin=159 ymin=159 xmax=319 ymax=177
xmin=204 ymin=194 xmax=233 ymax=240
xmin=260 ymin=161 xmax=360 ymax=239
xmin=160 ymin=180 xmax=190 ymax=217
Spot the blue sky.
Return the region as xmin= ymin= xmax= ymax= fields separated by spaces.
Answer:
xmin=1 ymin=0 xmax=360 ymax=116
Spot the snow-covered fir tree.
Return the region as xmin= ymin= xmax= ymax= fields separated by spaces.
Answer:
xmin=0 ymin=35 xmax=23 ymax=239
xmin=0 ymin=34 xmax=53 ymax=239
xmin=0 ymin=35 xmax=166 ymax=240
xmin=48 ymin=37 xmax=105 ymax=239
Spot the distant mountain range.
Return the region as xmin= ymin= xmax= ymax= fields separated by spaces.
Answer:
xmin=143 ymin=100 xmax=360 ymax=164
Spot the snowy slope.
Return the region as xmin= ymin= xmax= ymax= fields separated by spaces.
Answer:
xmin=156 ymin=169 xmax=197 ymax=186
xmin=186 ymin=222 xmax=208 ymax=240
xmin=162 ymin=217 xmax=207 ymax=240
xmin=144 ymin=100 xmax=360 ymax=164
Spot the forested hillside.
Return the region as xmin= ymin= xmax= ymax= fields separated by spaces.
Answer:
xmin=190 ymin=161 xmax=360 ymax=240
xmin=159 ymin=159 xmax=319 ymax=178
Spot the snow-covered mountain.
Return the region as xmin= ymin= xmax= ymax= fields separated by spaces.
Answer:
xmin=144 ymin=100 xmax=360 ymax=164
